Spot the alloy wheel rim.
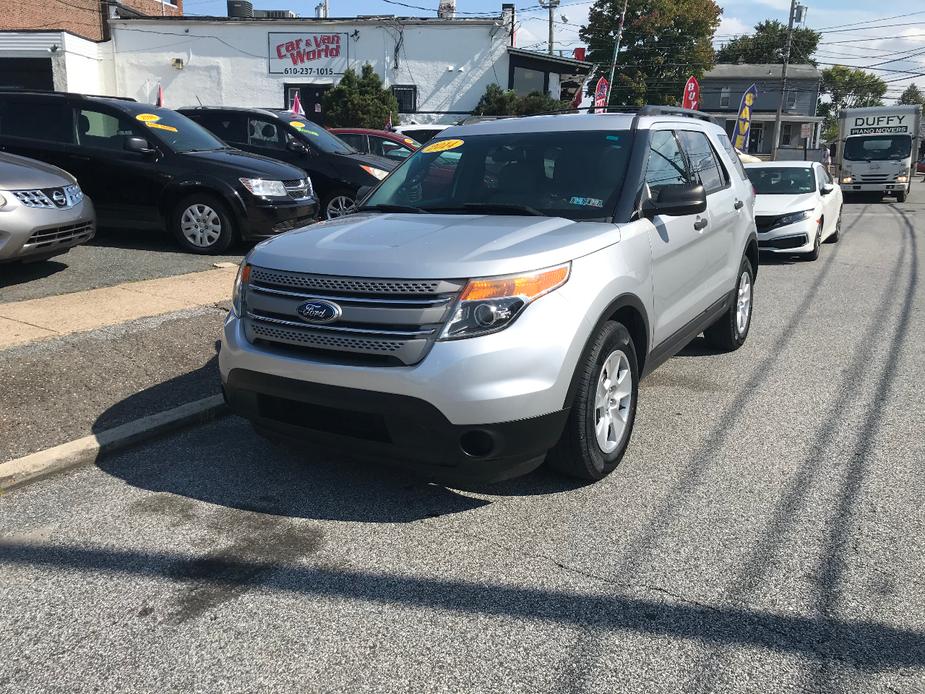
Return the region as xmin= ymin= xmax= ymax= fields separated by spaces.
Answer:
xmin=736 ymin=270 xmax=752 ymax=336
xmin=180 ymin=204 xmax=222 ymax=247
xmin=594 ymin=349 xmax=633 ymax=454
xmin=326 ymin=196 xmax=356 ymax=219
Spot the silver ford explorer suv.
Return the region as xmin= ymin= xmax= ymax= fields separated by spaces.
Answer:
xmin=221 ymin=107 xmax=758 ymax=483
xmin=0 ymin=152 xmax=95 ymax=263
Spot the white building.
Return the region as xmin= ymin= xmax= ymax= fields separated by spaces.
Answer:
xmin=0 ymin=4 xmax=590 ymax=125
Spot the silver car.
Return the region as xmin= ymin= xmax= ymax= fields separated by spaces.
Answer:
xmin=0 ymin=152 xmax=95 ymax=263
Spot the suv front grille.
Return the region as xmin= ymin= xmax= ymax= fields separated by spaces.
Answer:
xmin=13 ymin=185 xmax=83 ymax=209
xmin=283 ymin=178 xmax=313 ymax=201
xmin=244 ymin=268 xmax=465 ymax=366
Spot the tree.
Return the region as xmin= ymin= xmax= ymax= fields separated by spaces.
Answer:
xmin=716 ymin=20 xmax=820 ymax=65
xmin=898 ymin=82 xmax=925 ymax=113
xmin=474 ymin=83 xmax=565 ymax=116
xmin=322 ymin=64 xmax=398 ymax=128
xmin=817 ymin=65 xmax=887 ymax=141
xmin=580 ymin=0 xmax=721 ymax=107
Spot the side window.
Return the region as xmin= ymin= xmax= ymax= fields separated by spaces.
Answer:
xmin=248 ymin=118 xmax=284 ymax=149
xmin=0 ymin=99 xmax=73 ymax=144
xmin=677 ymin=130 xmax=725 ymax=194
xmin=76 ymin=109 xmax=136 ymax=150
xmin=715 ymin=131 xmax=749 ymax=182
xmin=194 ymin=112 xmax=246 ymax=144
xmin=645 ymin=130 xmax=691 ymax=194
xmin=337 ymin=133 xmax=367 ymax=152
xmin=374 ymin=138 xmax=413 ymax=160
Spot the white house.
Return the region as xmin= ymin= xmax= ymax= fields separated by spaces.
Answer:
xmin=0 ymin=3 xmax=590 ymax=125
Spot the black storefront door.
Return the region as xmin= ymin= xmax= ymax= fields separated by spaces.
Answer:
xmin=284 ymin=84 xmax=331 ymax=125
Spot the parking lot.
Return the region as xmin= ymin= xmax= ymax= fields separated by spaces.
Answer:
xmin=1 ymin=186 xmax=924 ymax=692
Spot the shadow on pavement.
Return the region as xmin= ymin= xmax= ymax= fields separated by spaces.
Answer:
xmin=89 ymin=227 xmax=251 ymax=255
xmin=0 ymin=259 xmax=68 ymax=290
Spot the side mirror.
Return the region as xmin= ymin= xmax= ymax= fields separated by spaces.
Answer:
xmin=356 ymin=185 xmax=373 ymax=203
xmin=643 ymin=184 xmax=707 ymax=217
xmin=287 ymin=139 xmax=308 ymax=154
xmin=124 ymin=136 xmax=154 ymax=155
xmin=821 ymin=183 xmax=834 ymax=195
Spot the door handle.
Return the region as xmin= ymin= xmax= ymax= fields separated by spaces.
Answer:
xmin=734 ymin=199 xmax=744 ymax=210
xmin=693 ymin=217 xmax=708 ymax=231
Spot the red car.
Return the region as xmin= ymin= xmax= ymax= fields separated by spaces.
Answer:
xmin=329 ymin=128 xmax=421 ymax=163
xmin=917 ymin=156 xmax=925 ymax=174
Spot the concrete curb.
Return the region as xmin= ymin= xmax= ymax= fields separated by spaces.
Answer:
xmin=0 ymin=395 xmax=228 ymax=491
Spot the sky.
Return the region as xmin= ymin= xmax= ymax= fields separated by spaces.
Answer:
xmin=181 ymin=0 xmax=925 ymax=97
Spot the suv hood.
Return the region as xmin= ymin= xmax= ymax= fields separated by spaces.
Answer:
xmin=0 ymin=152 xmax=74 ymax=188
xmin=754 ymin=192 xmax=819 ymax=216
xmin=182 ymin=149 xmax=307 ymax=180
xmin=249 ymin=212 xmax=620 ymax=278
xmin=339 ymin=151 xmax=397 ymax=171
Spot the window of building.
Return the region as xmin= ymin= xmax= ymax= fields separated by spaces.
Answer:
xmin=786 ymin=89 xmax=798 ymax=109
xmin=781 ymin=122 xmax=793 ymax=145
xmin=511 ymin=66 xmax=545 ymax=96
xmin=720 ymin=87 xmax=730 ymax=108
xmin=391 ymin=85 xmax=417 ymax=113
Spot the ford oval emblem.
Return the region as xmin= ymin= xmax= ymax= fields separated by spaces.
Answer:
xmin=297 ymin=299 xmax=341 ymax=324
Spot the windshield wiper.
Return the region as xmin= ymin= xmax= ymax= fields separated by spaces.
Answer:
xmin=360 ymin=203 xmax=428 ymax=214
xmin=434 ymin=203 xmax=548 ymax=216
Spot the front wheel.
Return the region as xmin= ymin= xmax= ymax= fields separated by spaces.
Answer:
xmin=171 ymin=194 xmax=235 ymax=254
xmin=896 ymin=187 xmax=908 ymax=203
xmin=827 ymin=215 xmax=841 ymax=243
xmin=547 ymin=321 xmax=638 ymax=481
xmin=703 ymin=256 xmax=754 ymax=352
xmin=804 ymin=221 xmax=822 ymax=261
xmin=322 ymin=189 xmax=357 ymax=219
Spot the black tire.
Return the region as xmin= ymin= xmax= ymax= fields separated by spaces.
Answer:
xmin=547 ymin=321 xmax=639 ymax=481
xmin=321 ymin=189 xmax=358 ymax=219
xmin=896 ymin=187 xmax=908 ymax=203
xmin=704 ymin=255 xmax=754 ymax=352
xmin=804 ymin=221 xmax=822 ymax=261
xmin=827 ymin=215 xmax=841 ymax=243
xmin=171 ymin=193 xmax=235 ymax=254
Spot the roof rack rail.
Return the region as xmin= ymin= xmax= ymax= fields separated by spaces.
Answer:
xmin=637 ymin=105 xmax=716 ymax=123
xmin=0 ymin=88 xmax=136 ymax=102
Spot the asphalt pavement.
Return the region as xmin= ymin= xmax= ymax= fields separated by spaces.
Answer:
xmin=1 ymin=186 xmax=924 ymax=692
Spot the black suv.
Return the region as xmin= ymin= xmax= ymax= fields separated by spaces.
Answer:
xmin=178 ymin=107 xmax=396 ymax=220
xmin=0 ymin=91 xmax=317 ymax=253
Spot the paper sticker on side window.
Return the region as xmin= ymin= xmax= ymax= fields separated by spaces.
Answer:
xmin=569 ymin=196 xmax=604 ymax=208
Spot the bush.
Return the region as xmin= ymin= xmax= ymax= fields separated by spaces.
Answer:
xmin=474 ymin=83 xmax=565 ymax=117
xmin=322 ymin=64 xmax=399 ymax=128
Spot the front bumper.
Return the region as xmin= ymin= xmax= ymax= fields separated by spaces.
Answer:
xmin=223 ymin=368 xmax=568 ymax=482
xmin=0 ymin=197 xmax=96 ymax=262
xmin=239 ymin=198 xmax=319 ymax=241
xmin=757 ymin=220 xmax=815 ymax=254
xmin=839 ymin=182 xmax=907 ymax=194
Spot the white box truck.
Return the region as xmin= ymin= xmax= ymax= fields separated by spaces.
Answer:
xmin=835 ymin=105 xmax=922 ymax=202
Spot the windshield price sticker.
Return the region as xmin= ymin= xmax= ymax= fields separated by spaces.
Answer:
xmin=422 ymin=139 xmax=464 ymax=154
xmin=146 ymin=122 xmax=178 ymax=132
xmin=291 ymin=121 xmax=307 ymax=129
xmin=570 ymin=196 xmax=604 ymax=208
xmin=136 ymin=113 xmax=161 ymax=123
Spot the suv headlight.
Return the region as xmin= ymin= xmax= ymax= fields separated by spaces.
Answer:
xmin=896 ymin=171 xmax=909 ymax=183
xmin=440 ymin=263 xmax=570 ymax=340
xmin=840 ymin=175 xmax=854 ymax=184
xmin=239 ymin=178 xmax=288 ymax=197
xmin=360 ymin=165 xmax=388 ymax=181
xmin=231 ymin=261 xmax=251 ymax=317
xmin=776 ymin=210 xmax=814 ymax=227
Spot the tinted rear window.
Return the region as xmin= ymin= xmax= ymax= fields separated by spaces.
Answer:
xmin=0 ymin=99 xmax=73 ymax=143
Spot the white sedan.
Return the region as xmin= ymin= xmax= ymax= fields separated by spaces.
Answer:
xmin=745 ymin=161 xmax=843 ymax=261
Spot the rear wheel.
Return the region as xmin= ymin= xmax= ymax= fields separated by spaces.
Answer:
xmin=704 ymin=256 xmax=753 ymax=352
xmin=547 ymin=321 xmax=638 ymax=481
xmin=172 ymin=194 xmax=235 ymax=254
xmin=322 ymin=189 xmax=357 ymax=219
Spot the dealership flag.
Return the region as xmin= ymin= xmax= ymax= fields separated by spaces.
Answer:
xmin=593 ymin=77 xmax=609 ymax=113
xmin=290 ymin=92 xmax=306 ymax=116
xmin=155 ymin=84 xmax=164 ymax=107
xmin=681 ymin=76 xmax=700 ymax=110
xmin=733 ymin=83 xmax=759 ymax=151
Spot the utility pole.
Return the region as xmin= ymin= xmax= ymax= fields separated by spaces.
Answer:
xmin=605 ymin=0 xmax=629 ymax=107
xmin=539 ymin=0 xmax=560 ymax=55
xmin=771 ymin=0 xmax=801 ymax=160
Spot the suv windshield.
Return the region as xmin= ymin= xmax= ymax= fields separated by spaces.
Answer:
xmin=746 ymin=167 xmax=816 ymax=195
xmin=844 ymin=135 xmax=912 ymax=161
xmin=363 ymin=130 xmax=632 ymax=220
xmin=276 ymin=114 xmax=356 ymax=154
xmin=130 ymin=109 xmax=227 ymax=153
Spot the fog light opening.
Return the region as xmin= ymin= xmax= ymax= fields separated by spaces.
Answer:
xmin=460 ymin=429 xmax=496 ymax=458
